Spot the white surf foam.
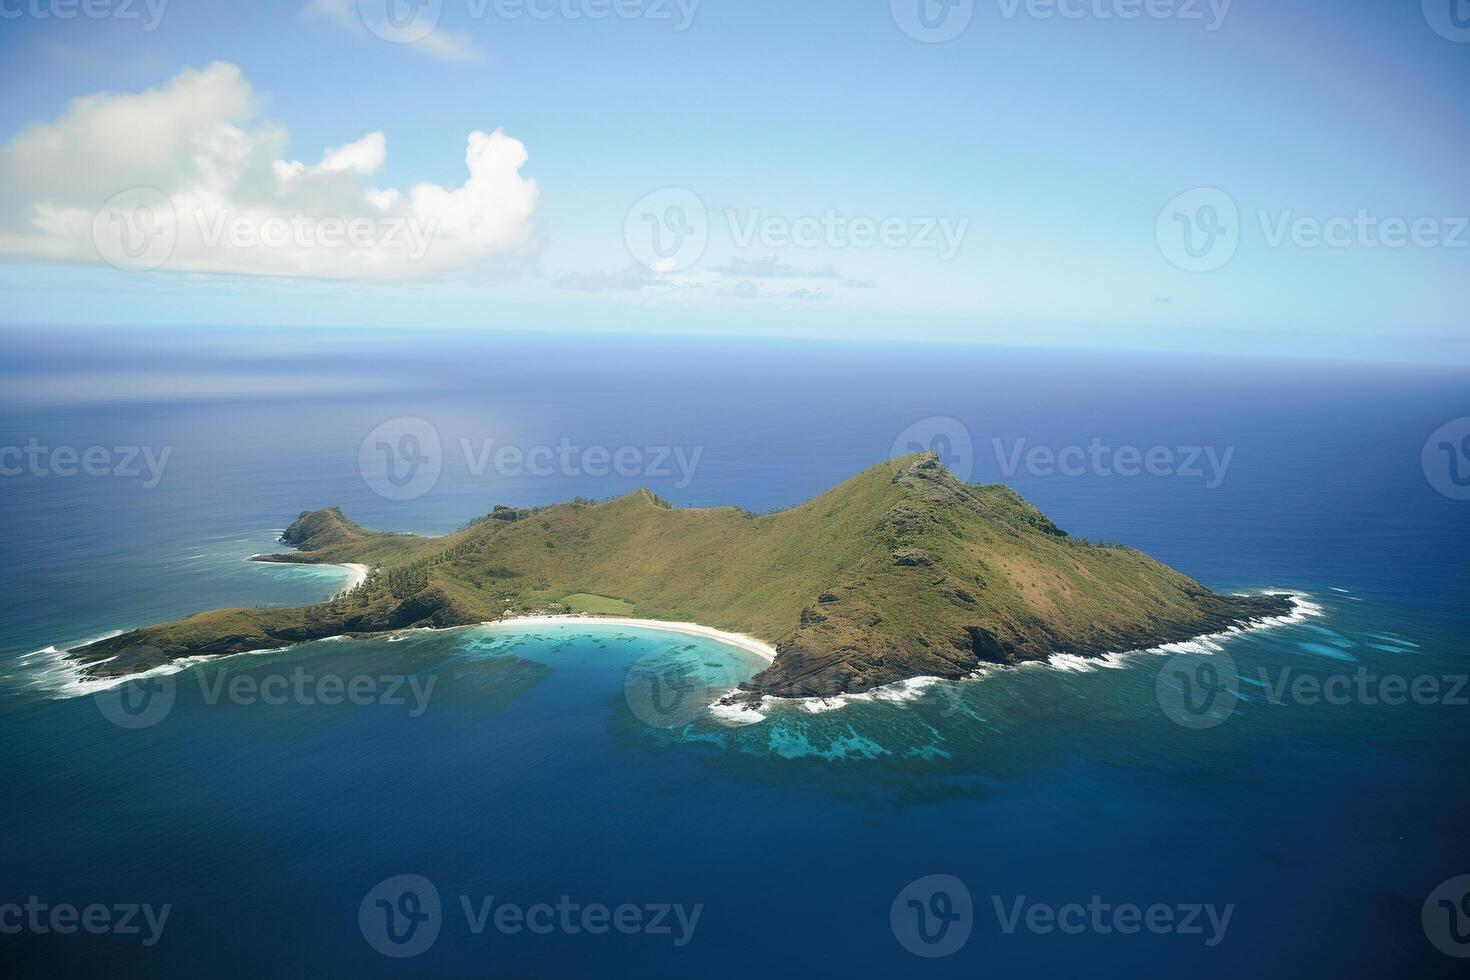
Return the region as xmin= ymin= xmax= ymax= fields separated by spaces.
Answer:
xmin=708 ymin=697 xmax=768 ymax=726
xmin=747 ymin=592 xmax=1324 ymax=717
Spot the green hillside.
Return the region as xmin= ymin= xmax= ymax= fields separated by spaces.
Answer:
xmin=69 ymin=453 xmax=1290 ymax=696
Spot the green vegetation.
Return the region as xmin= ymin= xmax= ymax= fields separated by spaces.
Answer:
xmin=70 ymin=453 xmax=1291 ymax=696
xmin=562 ymin=593 xmax=636 ymax=616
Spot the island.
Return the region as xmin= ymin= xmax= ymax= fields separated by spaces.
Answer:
xmin=68 ymin=453 xmax=1292 ymax=698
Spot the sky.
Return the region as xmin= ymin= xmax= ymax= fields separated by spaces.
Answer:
xmin=0 ymin=0 xmax=1465 ymax=362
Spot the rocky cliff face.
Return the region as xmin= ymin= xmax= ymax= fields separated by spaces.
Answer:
xmin=736 ymin=455 xmax=1292 ymax=698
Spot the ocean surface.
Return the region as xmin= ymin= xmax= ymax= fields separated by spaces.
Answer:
xmin=0 ymin=326 xmax=1466 ymax=977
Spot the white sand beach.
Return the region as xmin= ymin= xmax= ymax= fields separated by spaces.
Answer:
xmin=486 ymin=615 xmax=778 ymax=663
xmin=335 ymin=563 xmax=370 ymax=596
xmin=249 ymin=554 xmax=370 ymax=597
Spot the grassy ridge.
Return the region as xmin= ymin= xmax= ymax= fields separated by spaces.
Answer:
xmin=69 ymin=454 xmax=1291 ymax=695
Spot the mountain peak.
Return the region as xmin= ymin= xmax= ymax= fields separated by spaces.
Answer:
xmin=281 ymin=507 xmax=366 ymax=551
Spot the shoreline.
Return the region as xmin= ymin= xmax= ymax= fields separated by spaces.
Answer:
xmin=484 ymin=615 xmax=779 ymax=663
xmin=247 ymin=554 xmax=370 ymax=597
xmin=42 ymin=592 xmax=1316 ymax=706
xmin=335 ymin=563 xmax=370 ymax=595
xmin=711 ymin=591 xmax=1324 ymax=726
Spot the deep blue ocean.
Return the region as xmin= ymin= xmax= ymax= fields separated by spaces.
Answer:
xmin=0 ymin=325 xmax=1466 ymax=978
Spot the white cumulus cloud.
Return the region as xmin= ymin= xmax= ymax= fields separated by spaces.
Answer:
xmin=0 ymin=62 xmax=538 ymax=281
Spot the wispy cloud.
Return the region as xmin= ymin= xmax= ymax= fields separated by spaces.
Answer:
xmin=553 ymin=266 xmax=839 ymax=304
xmin=553 ymin=266 xmax=654 ymax=292
xmin=710 ymin=256 xmax=843 ymax=280
xmin=554 ymin=254 xmax=870 ymax=303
